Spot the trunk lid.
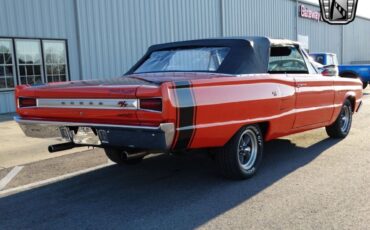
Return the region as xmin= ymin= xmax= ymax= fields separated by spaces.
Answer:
xmin=16 ymin=77 xmax=155 ymax=99
xmin=16 ymin=72 xmax=230 ymax=125
xmin=16 ymin=77 xmax=159 ymax=125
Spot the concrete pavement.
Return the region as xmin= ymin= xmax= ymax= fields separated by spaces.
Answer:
xmin=0 ymin=113 xmax=88 ymax=168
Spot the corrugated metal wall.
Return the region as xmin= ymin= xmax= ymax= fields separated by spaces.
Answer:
xmin=76 ymin=0 xmax=222 ymax=80
xmin=1 ymin=0 xmax=370 ymax=114
xmin=0 ymin=92 xmax=16 ymax=113
xmin=75 ymin=0 xmax=300 ymax=80
xmin=297 ymin=3 xmax=343 ymax=62
xmin=343 ymin=18 xmax=370 ymax=64
xmin=0 ymin=0 xmax=80 ymax=113
xmin=222 ymin=0 xmax=296 ymax=39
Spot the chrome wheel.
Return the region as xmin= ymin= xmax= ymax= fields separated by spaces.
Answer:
xmin=215 ymin=124 xmax=264 ymax=179
xmin=237 ymin=129 xmax=258 ymax=170
xmin=340 ymin=105 xmax=350 ymax=133
xmin=326 ymin=100 xmax=353 ymax=139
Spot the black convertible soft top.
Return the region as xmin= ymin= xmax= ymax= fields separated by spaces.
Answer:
xmin=126 ymin=37 xmax=299 ymax=75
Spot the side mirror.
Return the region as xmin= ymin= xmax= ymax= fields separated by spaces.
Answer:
xmin=321 ymin=65 xmax=338 ymax=77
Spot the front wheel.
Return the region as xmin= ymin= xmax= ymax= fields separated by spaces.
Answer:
xmin=326 ymin=100 xmax=353 ymax=138
xmin=215 ymin=125 xmax=264 ymax=180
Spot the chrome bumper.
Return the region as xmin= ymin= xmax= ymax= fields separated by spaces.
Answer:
xmin=14 ymin=116 xmax=175 ymax=151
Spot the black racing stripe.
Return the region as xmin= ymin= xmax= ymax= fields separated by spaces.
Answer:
xmin=173 ymin=81 xmax=196 ymax=150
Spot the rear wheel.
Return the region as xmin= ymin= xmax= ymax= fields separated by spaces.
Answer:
xmin=326 ymin=99 xmax=353 ymax=138
xmin=104 ymin=148 xmax=144 ymax=165
xmin=215 ymin=125 xmax=264 ymax=180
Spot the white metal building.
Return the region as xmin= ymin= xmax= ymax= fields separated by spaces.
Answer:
xmin=1 ymin=0 xmax=370 ymax=114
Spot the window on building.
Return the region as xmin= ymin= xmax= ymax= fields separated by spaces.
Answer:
xmin=0 ymin=39 xmax=16 ymax=90
xmin=15 ymin=39 xmax=43 ymax=85
xmin=43 ymin=40 xmax=68 ymax=83
xmin=5 ymin=38 xmax=70 ymax=87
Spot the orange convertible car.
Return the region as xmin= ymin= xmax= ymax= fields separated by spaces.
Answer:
xmin=15 ymin=37 xmax=363 ymax=179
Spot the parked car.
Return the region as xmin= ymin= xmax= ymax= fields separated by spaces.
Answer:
xmin=15 ymin=37 xmax=363 ymax=179
xmin=310 ymin=53 xmax=339 ymax=76
xmin=310 ymin=52 xmax=370 ymax=89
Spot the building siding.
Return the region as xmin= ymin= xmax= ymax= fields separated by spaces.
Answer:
xmin=0 ymin=0 xmax=370 ymax=113
xmin=0 ymin=0 xmax=81 ymax=113
xmin=222 ymin=0 xmax=297 ymax=40
xmin=0 ymin=91 xmax=15 ymax=114
xmin=343 ymin=18 xmax=370 ymax=64
xmin=297 ymin=4 xmax=343 ymax=62
xmin=76 ymin=0 xmax=222 ymax=80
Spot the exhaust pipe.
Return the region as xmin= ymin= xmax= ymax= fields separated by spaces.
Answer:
xmin=123 ymin=151 xmax=148 ymax=160
xmin=48 ymin=142 xmax=76 ymax=153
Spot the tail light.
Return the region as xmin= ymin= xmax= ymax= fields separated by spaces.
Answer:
xmin=140 ymin=98 xmax=162 ymax=112
xmin=321 ymin=69 xmax=331 ymax=76
xmin=18 ymin=97 xmax=37 ymax=108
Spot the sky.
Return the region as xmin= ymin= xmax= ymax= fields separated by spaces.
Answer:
xmin=304 ymin=0 xmax=370 ymax=18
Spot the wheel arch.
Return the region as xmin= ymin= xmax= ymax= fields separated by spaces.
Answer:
xmin=225 ymin=121 xmax=270 ymax=147
xmin=344 ymin=93 xmax=356 ymax=113
xmin=340 ymin=70 xmax=359 ymax=79
xmin=258 ymin=121 xmax=270 ymax=141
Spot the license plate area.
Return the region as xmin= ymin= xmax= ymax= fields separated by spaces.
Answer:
xmin=60 ymin=127 xmax=101 ymax=145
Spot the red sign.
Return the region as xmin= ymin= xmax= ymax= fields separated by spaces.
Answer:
xmin=300 ymin=5 xmax=322 ymax=22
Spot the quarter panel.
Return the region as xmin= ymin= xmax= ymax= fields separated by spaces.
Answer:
xmin=174 ymin=75 xmax=296 ymax=149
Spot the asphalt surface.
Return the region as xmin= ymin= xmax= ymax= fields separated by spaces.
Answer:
xmin=0 ymin=92 xmax=370 ymax=229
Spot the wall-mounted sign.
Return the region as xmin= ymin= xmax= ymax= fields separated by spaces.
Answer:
xmin=300 ymin=5 xmax=322 ymax=22
xmin=319 ymin=0 xmax=359 ymax=25
xmin=297 ymin=34 xmax=309 ymax=51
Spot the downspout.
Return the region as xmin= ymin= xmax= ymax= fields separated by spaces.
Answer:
xmin=73 ymin=0 xmax=84 ymax=80
xmin=220 ymin=0 xmax=224 ymax=37
xmin=296 ymin=0 xmax=299 ymax=40
xmin=341 ymin=25 xmax=345 ymax=64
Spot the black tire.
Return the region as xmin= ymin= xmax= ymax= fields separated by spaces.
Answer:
xmin=363 ymin=81 xmax=368 ymax=89
xmin=326 ymin=100 xmax=353 ymax=139
xmin=215 ymin=125 xmax=264 ymax=180
xmin=104 ymin=148 xmax=144 ymax=165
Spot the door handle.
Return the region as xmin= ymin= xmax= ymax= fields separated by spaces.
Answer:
xmin=296 ymin=83 xmax=307 ymax=88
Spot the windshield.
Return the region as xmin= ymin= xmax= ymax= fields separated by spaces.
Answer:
xmin=134 ymin=47 xmax=230 ymax=74
xmin=310 ymin=54 xmax=325 ymax=65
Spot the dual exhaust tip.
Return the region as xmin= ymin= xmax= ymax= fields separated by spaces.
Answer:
xmin=48 ymin=143 xmax=148 ymax=160
xmin=48 ymin=142 xmax=76 ymax=153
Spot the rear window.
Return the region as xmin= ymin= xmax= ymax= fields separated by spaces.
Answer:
xmin=134 ymin=47 xmax=230 ymax=74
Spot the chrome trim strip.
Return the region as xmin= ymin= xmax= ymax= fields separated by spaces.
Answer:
xmin=15 ymin=116 xmax=164 ymax=130
xmin=36 ymin=98 xmax=138 ymax=110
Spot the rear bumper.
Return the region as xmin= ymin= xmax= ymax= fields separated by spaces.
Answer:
xmin=14 ymin=116 xmax=175 ymax=151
